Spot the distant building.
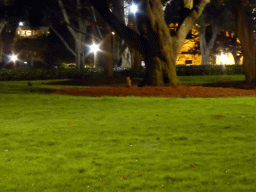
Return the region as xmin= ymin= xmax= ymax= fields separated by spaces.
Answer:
xmin=15 ymin=24 xmax=50 ymax=39
xmin=173 ymin=23 xmax=243 ymax=65
xmin=175 ymin=24 xmax=202 ymax=65
xmin=13 ymin=22 xmax=50 ymax=67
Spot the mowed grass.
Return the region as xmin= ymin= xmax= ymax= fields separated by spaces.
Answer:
xmin=178 ymin=74 xmax=245 ymax=84
xmin=0 ymin=75 xmax=255 ymax=192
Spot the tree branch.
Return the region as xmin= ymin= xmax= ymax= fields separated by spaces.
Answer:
xmin=50 ymin=26 xmax=77 ymax=57
xmin=163 ymin=0 xmax=173 ymax=11
xmin=43 ymin=3 xmax=102 ymax=42
xmin=176 ymin=0 xmax=210 ymax=50
xmin=88 ymin=0 xmax=146 ymax=54
xmin=0 ymin=20 xmax=7 ymax=34
xmin=90 ymin=7 xmax=103 ymax=40
xmin=58 ymin=0 xmax=77 ymax=39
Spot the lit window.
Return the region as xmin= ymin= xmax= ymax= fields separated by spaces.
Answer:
xmin=26 ymin=30 xmax=32 ymax=36
xmin=185 ymin=60 xmax=192 ymax=65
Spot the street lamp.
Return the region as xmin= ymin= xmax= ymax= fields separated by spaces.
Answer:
xmin=19 ymin=21 xmax=24 ymax=26
xmin=89 ymin=43 xmax=99 ymax=68
xmin=130 ymin=4 xmax=138 ymax=14
xmin=9 ymin=54 xmax=18 ymax=68
xmin=10 ymin=54 xmax=18 ymax=62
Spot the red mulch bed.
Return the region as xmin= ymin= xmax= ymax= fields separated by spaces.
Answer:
xmin=50 ymin=78 xmax=256 ymax=98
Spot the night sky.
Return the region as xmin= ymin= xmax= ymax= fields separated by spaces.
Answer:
xmin=1 ymin=0 xmax=54 ymax=26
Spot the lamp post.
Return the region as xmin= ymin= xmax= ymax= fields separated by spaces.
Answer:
xmin=90 ymin=43 xmax=99 ymax=68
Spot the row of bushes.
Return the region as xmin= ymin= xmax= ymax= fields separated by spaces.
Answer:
xmin=115 ymin=65 xmax=245 ymax=78
xmin=176 ymin=65 xmax=244 ymax=76
xmin=0 ymin=68 xmax=101 ymax=81
xmin=0 ymin=65 xmax=244 ymax=81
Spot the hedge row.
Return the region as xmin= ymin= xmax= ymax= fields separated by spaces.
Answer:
xmin=176 ymin=65 xmax=244 ymax=76
xmin=116 ymin=65 xmax=245 ymax=78
xmin=0 ymin=65 xmax=244 ymax=81
xmin=0 ymin=68 xmax=102 ymax=81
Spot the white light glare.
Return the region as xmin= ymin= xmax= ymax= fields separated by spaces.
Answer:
xmin=10 ymin=55 xmax=18 ymax=62
xmin=90 ymin=44 xmax=99 ymax=53
xmin=219 ymin=54 xmax=228 ymax=64
xmin=130 ymin=4 xmax=138 ymax=13
xmin=19 ymin=22 xmax=24 ymax=26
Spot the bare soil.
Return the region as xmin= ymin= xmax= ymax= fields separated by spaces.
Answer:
xmin=51 ymin=78 xmax=256 ymax=98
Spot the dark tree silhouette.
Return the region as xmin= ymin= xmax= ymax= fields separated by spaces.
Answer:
xmin=88 ymin=0 xmax=210 ymax=86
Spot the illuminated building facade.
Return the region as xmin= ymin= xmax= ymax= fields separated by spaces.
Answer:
xmin=173 ymin=23 xmax=243 ymax=65
xmin=15 ymin=25 xmax=49 ymax=39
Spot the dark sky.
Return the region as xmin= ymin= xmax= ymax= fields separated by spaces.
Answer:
xmin=21 ymin=1 xmax=47 ymax=26
xmin=1 ymin=0 xmax=53 ymax=26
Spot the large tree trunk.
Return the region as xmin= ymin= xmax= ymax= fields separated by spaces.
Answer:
xmin=102 ymin=25 xmax=113 ymax=78
xmin=231 ymin=0 xmax=256 ymax=83
xmin=201 ymin=49 xmax=211 ymax=65
xmin=131 ymin=50 xmax=141 ymax=72
xmin=140 ymin=51 xmax=180 ymax=86
xmin=230 ymin=49 xmax=242 ymax=65
xmin=89 ymin=0 xmax=210 ymax=86
xmin=112 ymin=0 xmax=124 ymax=67
xmin=135 ymin=0 xmax=183 ymax=86
xmin=128 ymin=7 xmax=141 ymax=72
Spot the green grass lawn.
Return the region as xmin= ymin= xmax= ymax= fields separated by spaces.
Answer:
xmin=0 ymin=75 xmax=255 ymax=192
xmin=178 ymin=74 xmax=245 ymax=85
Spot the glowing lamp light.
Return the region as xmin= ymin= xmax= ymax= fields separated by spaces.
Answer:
xmin=10 ymin=55 xmax=18 ymax=62
xmin=90 ymin=44 xmax=99 ymax=53
xmin=19 ymin=22 xmax=24 ymax=26
xmin=130 ymin=4 xmax=138 ymax=14
xmin=219 ymin=54 xmax=228 ymax=64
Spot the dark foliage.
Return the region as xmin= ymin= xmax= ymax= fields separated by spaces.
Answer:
xmin=0 ymin=65 xmax=244 ymax=81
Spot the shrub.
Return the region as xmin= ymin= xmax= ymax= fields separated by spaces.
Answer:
xmin=0 ymin=65 xmax=244 ymax=81
xmin=176 ymin=65 xmax=244 ymax=76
